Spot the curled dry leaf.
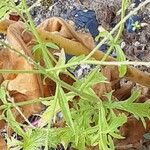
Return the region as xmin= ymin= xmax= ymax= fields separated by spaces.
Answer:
xmin=37 ymin=17 xmax=95 ymax=50
xmin=0 ymin=21 xmax=43 ymax=136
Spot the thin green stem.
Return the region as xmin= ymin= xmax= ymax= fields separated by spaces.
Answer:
xmin=115 ymin=0 xmax=127 ymax=41
xmin=101 ymin=0 xmax=127 ymax=61
xmin=11 ymin=100 xmax=35 ymax=128
xmin=45 ymin=84 xmax=59 ymax=150
xmin=22 ymin=0 xmax=56 ymax=68
xmin=0 ymin=96 xmax=53 ymax=111
xmin=45 ymin=61 xmax=150 ymax=72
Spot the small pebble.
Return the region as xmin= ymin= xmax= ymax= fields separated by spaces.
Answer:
xmin=56 ymin=112 xmax=63 ymax=121
xmin=71 ymin=9 xmax=99 ymax=37
xmin=121 ymin=41 xmax=126 ymax=49
xmin=133 ymin=0 xmax=143 ymax=7
xmin=74 ymin=64 xmax=95 ymax=79
xmin=99 ymin=44 xmax=108 ymax=52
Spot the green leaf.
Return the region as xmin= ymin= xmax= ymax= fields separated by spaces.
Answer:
xmin=67 ymin=55 xmax=85 ymax=64
xmin=53 ymin=49 xmax=66 ymax=75
xmin=74 ymin=68 xmax=106 ymax=90
xmin=67 ymin=55 xmax=86 ymax=70
xmin=32 ymin=44 xmax=41 ymax=53
xmin=77 ymin=134 xmax=86 ymax=150
xmin=32 ymin=44 xmax=42 ymax=61
xmin=115 ymin=45 xmax=127 ymax=77
xmin=108 ymin=135 xmax=115 ymax=150
xmin=41 ymin=44 xmax=53 ymax=68
xmin=112 ymin=91 xmax=150 ymax=124
xmin=126 ymin=90 xmax=141 ymax=103
xmin=56 ymin=49 xmax=66 ymax=67
xmin=83 ymin=87 xmax=99 ymax=99
xmin=84 ymin=69 xmax=107 ymax=88
xmin=109 ymin=132 xmax=124 ymax=139
xmin=6 ymin=109 xmax=25 ymax=137
xmin=0 ymin=2 xmax=10 ymax=20
xmin=98 ymin=102 xmax=109 ymax=150
xmin=45 ymin=42 xmax=59 ymax=50
xmin=23 ymin=129 xmax=46 ymax=150
xmin=40 ymin=84 xmax=60 ymax=127
xmin=90 ymin=133 xmax=99 ymax=145
xmin=108 ymin=113 xmax=127 ymax=133
xmin=39 ymin=100 xmax=60 ymax=127
xmin=0 ymin=86 xmax=7 ymax=104
xmin=122 ymin=102 xmax=150 ymax=119
xmin=41 ymin=100 xmax=53 ymax=106
xmin=0 ymin=6 xmax=9 ymax=19
xmin=144 ymin=132 xmax=150 ymax=140
xmin=104 ymin=91 xmax=114 ymax=103
xmin=58 ymin=86 xmax=75 ymax=133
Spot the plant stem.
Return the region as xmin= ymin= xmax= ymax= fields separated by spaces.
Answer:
xmin=0 ymin=96 xmax=53 ymax=111
xmin=22 ymin=0 xmax=55 ymax=68
xmin=101 ymin=0 xmax=127 ymax=61
xmin=45 ymin=84 xmax=59 ymax=150
xmin=0 ymin=60 xmax=149 ymax=75
xmin=45 ymin=61 xmax=150 ymax=72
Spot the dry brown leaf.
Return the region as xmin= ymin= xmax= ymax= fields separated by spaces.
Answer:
xmin=116 ymin=118 xmax=150 ymax=149
xmin=93 ymin=66 xmax=119 ymax=100
xmin=0 ymin=22 xmax=43 ymax=135
xmin=37 ymin=17 xmax=95 ymax=50
xmin=113 ymin=82 xmax=135 ymax=101
xmin=0 ymin=138 xmax=6 ymax=150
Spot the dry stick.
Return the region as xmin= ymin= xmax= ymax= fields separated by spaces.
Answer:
xmin=38 ymin=30 xmax=150 ymax=88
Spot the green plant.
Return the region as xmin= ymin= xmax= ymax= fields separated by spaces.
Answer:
xmin=132 ymin=21 xmax=141 ymax=31
xmin=0 ymin=0 xmax=150 ymax=150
